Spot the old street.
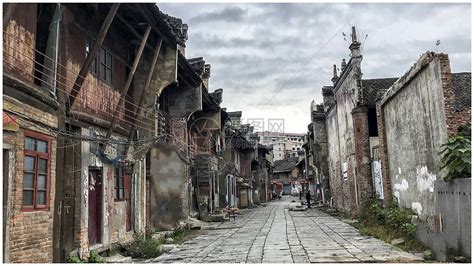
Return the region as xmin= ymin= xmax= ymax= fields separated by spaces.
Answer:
xmin=149 ymin=196 xmax=422 ymax=263
xmin=3 ymin=3 xmax=471 ymax=263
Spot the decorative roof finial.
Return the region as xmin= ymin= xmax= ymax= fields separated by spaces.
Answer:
xmin=351 ymin=26 xmax=357 ymax=43
xmin=331 ymin=64 xmax=338 ymax=84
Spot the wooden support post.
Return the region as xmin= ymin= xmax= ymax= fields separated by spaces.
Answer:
xmin=105 ymin=25 xmax=151 ymax=139
xmin=126 ymin=39 xmax=163 ymax=148
xmin=66 ymin=3 xmax=119 ymax=111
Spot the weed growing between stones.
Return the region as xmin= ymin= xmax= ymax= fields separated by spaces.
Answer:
xmin=121 ymin=233 xmax=165 ymax=259
xmin=66 ymin=250 xmax=104 ymax=263
xmin=357 ymin=196 xmax=425 ymax=253
xmin=108 ymin=227 xmax=192 ymax=259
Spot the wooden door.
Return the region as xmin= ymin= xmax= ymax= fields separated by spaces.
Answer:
xmin=124 ymin=173 xmax=132 ymax=232
xmin=88 ymin=169 xmax=102 ymax=245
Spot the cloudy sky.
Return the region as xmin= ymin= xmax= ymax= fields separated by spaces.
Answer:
xmin=158 ymin=3 xmax=471 ymax=133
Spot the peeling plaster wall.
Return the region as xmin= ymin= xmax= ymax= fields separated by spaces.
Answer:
xmin=326 ymin=66 xmax=359 ymax=214
xmin=326 ymin=107 xmax=342 ymax=208
xmin=382 ymin=55 xmax=448 ymax=220
xmin=149 ymin=143 xmax=187 ymax=230
xmin=156 ymin=45 xmax=178 ymax=96
xmin=78 ymin=128 xmax=134 ymax=256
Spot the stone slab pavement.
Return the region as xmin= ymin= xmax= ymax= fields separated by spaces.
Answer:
xmin=146 ymin=196 xmax=424 ymax=263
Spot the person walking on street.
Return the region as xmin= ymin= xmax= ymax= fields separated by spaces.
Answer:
xmin=306 ymin=190 xmax=311 ymax=209
xmin=306 ymin=190 xmax=311 ymax=208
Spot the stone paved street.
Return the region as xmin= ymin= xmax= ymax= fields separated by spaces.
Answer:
xmin=147 ymin=196 xmax=423 ymax=263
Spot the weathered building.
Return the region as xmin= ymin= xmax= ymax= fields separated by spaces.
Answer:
xmin=56 ymin=4 xmax=186 ymax=261
xmin=257 ymin=131 xmax=304 ymax=162
xmin=305 ymin=101 xmax=330 ymax=203
xmin=225 ymin=130 xmax=254 ymax=208
xmin=376 ymin=51 xmax=471 ymax=260
xmin=245 ymin=143 xmax=273 ymax=205
xmin=322 ymin=26 xmax=397 ymax=214
xmin=147 ymin=50 xmax=199 ymax=230
xmin=183 ymin=58 xmax=227 ymax=217
xmin=235 ymin=125 xmax=258 ymax=208
xmin=272 ymin=157 xmax=303 ymax=195
xmin=2 ymin=3 xmax=202 ymax=262
xmin=3 ymin=4 xmax=60 ymax=262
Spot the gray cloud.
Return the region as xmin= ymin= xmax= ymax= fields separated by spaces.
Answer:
xmin=189 ymin=7 xmax=248 ymax=23
xmin=158 ymin=3 xmax=471 ymax=133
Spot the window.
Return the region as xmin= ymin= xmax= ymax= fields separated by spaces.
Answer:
xmin=99 ymin=48 xmax=113 ymax=84
xmin=23 ymin=132 xmax=50 ymax=210
xmin=85 ymin=36 xmax=113 ymax=84
xmin=115 ymin=164 xmax=124 ymax=201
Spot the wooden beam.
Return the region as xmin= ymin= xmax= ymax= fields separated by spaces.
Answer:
xmin=136 ymin=4 xmax=174 ymax=47
xmin=127 ymin=39 xmax=163 ymax=147
xmin=115 ymin=11 xmax=155 ymax=52
xmin=66 ymin=3 xmax=119 ymax=111
xmin=105 ymin=25 xmax=152 ymax=139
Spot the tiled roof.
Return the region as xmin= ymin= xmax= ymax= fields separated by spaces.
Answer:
xmin=188 ymin=57 xmax=205 ymax=76
xmin=159 ymin=11 xmax=188 ymax=46
xmin=362 ymin=78 xmax=398 ymax=106
xmin=451 ymin=72 xmax=471 ymax=111
xmin=273 ymin=157 xmax=298 ymax=173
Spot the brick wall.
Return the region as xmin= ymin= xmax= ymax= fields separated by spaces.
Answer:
xmin=3 ymin=4 xmax=37 ymax=84
xmin=351 ymin=107 xmax=374 ymax=208
xmin=3 ymin=96 xmax=57 ymax=263
xmin=438 ymin=54 xmax=471 ymax=137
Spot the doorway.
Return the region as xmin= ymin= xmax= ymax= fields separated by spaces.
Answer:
xmin=3 ymin=149 xmax=10 ymax=262
xmin=124 ymin=172 xmax=132 ymax=232
xmin=88 ymin=168 xmax=103 ymax=245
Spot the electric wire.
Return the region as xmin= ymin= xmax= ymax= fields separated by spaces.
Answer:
xmin=2 ymin=44 xmax=159 ymax=130
xmin=3 ymin=58 xmax=161 ymax=134
xmin=267 ymin=21 xmax=349 ymax=101
xmin=4 ymin=30 xmax=159 ymax=119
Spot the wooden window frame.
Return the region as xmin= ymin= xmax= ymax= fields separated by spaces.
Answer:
xmin=114 ymin=163 xmax=125 ymax=201
xmin=85 ymin=35 xmax=113 ymax=85
xmin=21 ymin=130 xmax=51 ymax=212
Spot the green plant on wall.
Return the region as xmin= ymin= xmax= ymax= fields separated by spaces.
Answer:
xmin=439 ymin=135 xmax=471 ymax=182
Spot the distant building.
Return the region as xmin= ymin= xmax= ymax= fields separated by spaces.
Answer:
xmin=257 ymin=131 xmax=305 ymax=162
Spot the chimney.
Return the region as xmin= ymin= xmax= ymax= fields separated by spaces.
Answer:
xmin=349 ymin=26 xmax=361 ymax=58
xmin=331 ymin=64 xmax=338 ymax=85
xmin=341 ymin=59 xmax=347 ymax=72
xmin=202 ymin=64 xmax=211 ymax=88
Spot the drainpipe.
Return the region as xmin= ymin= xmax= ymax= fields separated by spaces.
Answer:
xmin=49 ymin=4 xmax=62 ymax=95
